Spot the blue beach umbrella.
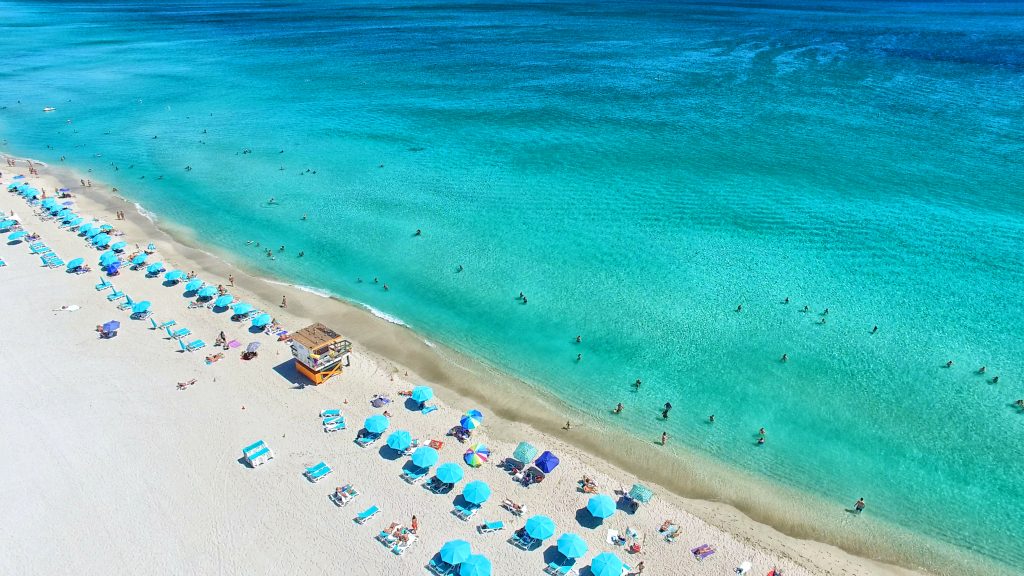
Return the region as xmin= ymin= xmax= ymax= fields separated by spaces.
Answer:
xmin=66 ymin=258 xmax=84 ymax=270
xmin=462 ymin=480 xmax=491 ymax=505
xmin=214 ymin=294 xmax=233 ymax=308
xmin=460 ymin=412 xmax=482 ymax=431
xmin=364 ymin=414 xmax=390 ymax=435
xmin=0 ymin=219 xmax=16 ymax=230
xmin=438 ymin=540 xmax=471 ymax=566
xmin=184 ymin=279 xmax=203 ymax=292
xmin=110 ymin=241 xmax=127 ymax=252
xmin=513 ymin=442 xmax=538 ymax=464
xmin=131 ymin=253 xmax=147 ymax=265
xmin=411 ymin=446 xmax=439 ymax=469
xmin=93 ymin=234 xmax=111 ymax=247
xmin=86 ymin=227 xmax=101 ymax=238
xmin=435 ymin=462 xmax=464 ymax=485
xmin=232 ymin=302 xmax=253 ymax=315
xmin=165 ymin=270 xmax=185 ymax=282
xmin=525 ymin=515 xmax=556 ymax=541
xmin=589 ymin=553 xmax=624 ymax=576
xmin=67 ymin=217 xmax=82 ymax=227
xmin=24 ymin=188 xmax=40 ymax=199
xmin=100 ymin=253 xmax=119 ymax=266
xmin=535 ymin=451 xmax=560 ymax=473
xmin=197 ymin=286 xmax=217 ymax=298
xmin=41 ymin=197 xmax=56 ymax=206
xmin=8 ymin=230 xmax=27 ymax=241
xmin=251 ymin=313 xmax=272 ymax=327
xmin=62 ymin=212 xmax=77 ymax=223
xmin=386 ymin=430 xmax=412 ymax=451
xmin=146 ymin=262 xmax=164 ymax=274
xmin=411 ymin=385 xmax=434 ymax=403
xmin=132 ymin=301 xmax=152 ymax=314
xmin=587 ymin=494 xmax=616 ymax=520
xmin=459 ymin=554 xmax=491 ymax=576
xmin=99 ymin=224 xmax=113 ymax=231
xmin=556 ymin=533 xmax=588 ymax=559
xmin=78 ymin=224 xmax=94 ymax=235
xmin=105 ymin=262 xmax=121 ymax=275
xmin=101 ymin=320 xmax=120 ymax=333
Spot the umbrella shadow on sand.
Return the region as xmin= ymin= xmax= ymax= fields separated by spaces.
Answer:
xmin=541 ymin=545 xmax=561 ymax=564
xmin=574 ymin=508 xmax=603 ymax=530
xmin=378 ymin=445 xmax=404 ymax=462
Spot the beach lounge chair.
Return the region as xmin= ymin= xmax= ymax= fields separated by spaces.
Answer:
xmin=117 ymin=296 xmax=136 ymax=311
xmin=376 ymin=523 xmax=403 ymax=547
xmin=401 ymin=466 xmax=427 ymax=484
xmin=95 ymin=277 xmax=113 ymax=291
xmin=166 ymin=327 xmax=191 ymax=340
xmin=322 ymin=416 xmax=344 ymax=426
xmin=428 ymin=557 xmax=455 ymax=576
xmin=545 ymin=557 xmax=577 ymax=575
xmin=478 ymin=520 xmax=504 ymax=534
xmin=355 ymin=432 xmax=381 ymax=448
xmin=324 ymin=419 xmax=347 ymax=433
xmin=424 ymin=476 xmax=450 ymax=494
xmin=131 ymin=309 xmax=152 ymax=321
xmin=242 ymin=440 xmax=274 ymax=467
xmin=421 ymin=404 xmax=439 ymax=415
xmin=510 ymin=529 xmax=537 ymax=550
xmin=501 ymin=499 xmax=526 ymax=517
xmin=392 ymin=532 xmax=417 ymax=555
xmin=736 ymin=561 xmax=752 ymax=574
xmin=106 ymin=290 xmax=126 ymax=302
xmin=354 ymin=505 xmax=380 ymax=524
xmin=321 ymin=408 xmax=341 ymax=418
xmin=150 ymin=318 xmax=175 ymax=330
xmin=304 ymin=461 xmax=332 ymax=483
xmin=691 ymin=544 xmax=716 ymax=561
xmin=178 ymin=339 xmax=207 ymax=352
xmin=330 ymin=485 xmax=359 ymax=507
xmin=454 ymin=503 xmax=479 ymax=521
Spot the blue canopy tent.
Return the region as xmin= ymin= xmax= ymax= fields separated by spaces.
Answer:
xmin=535 ymin=451 xmax=560 ymax=473
xmin=105 ymin=261 xmax=122 ymax=275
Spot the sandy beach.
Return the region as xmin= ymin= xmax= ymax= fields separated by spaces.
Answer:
xmin=0 ymin=158 xmax=931 ymax=576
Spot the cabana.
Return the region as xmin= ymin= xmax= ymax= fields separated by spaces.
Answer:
xmin=289 ymin=322 xmax=351 ymax=385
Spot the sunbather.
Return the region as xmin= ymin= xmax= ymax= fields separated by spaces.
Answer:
xmin=177 ymin=379 xmax=196 ymax=390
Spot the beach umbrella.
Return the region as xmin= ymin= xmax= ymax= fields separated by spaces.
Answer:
xmin=524 ymin=515 xmax=556 ymax=541
xmin=364 ymin=414 xmax=390 ymax=435
xmin=411 ymin=385 xmax=433 ymax=403
xmin=460 ymin=411 xmax=482 ymax=431
xmin=131 ymin=253 xmax=147 ymax=265
xmin=245 ymin=341 xmax=260 ymax=354
xmin=386 ymin=430 xmax=412 ymax=452
xmin=62 ymin=212 xmax=77 ymax=223
xmin=458 ymin=554 xmax=491 ymax=576
xmin=589 ymin=553 xmax=624 ymax=576
xmin=628 ymin=484 xmax=654 ymax=504
xmin=251 ymin=313 xmax=272 ymax=327
xmin=100 ymin=253 xmax=119 ymax=266
xmin=24 ymin=188 xmax=40 ymax=199
xmin=66 ymin=258 xmax=84 ymax=270
xmin=438 ymin=539 xmax=472 ymax=566
xmin=99 ymin=224 xmax=113 ymax=231
xmin=197 ymin=286 xmax=217 ymax=298
xmin=54 ymin=209 xmax=70 ymax=219
xmin=41 ymin=196 xmax=56 ymax=205
xmin=411 ymin=446 xmax=439 ymax=469
xmin=101 ymin=320 xmax=120 ymax=333
xmin=435 ymin=462 xmax=464 ymax=485
xmin=67 ymin=217 xmax=82 ymax=227
xmin=78 ymin=224 xmax=94 ymax=235
xmin=214 ymin=294 xmax=233 ymax=308
xmin=165 ymin=270 xmax=185 ymax=282
xmin=534 ymin=451 xmax=560 ymax=473
xmin=556 ymin=533 xmax=588 ymax=559
xmin=8 ymin=230 xmax=27 ymax=241
xmin=110 ymin=241 xmax=127 ymax=252
xmin=184 ymin=279 xmax=203 ymax=292
xmin=146 ymin=262 xmax=164 ymax=274
xmin=587 ymin=494 xmax=616 ymax=520
xmin=463 ymin=443 xmax=490 ymax=468
xmin=93 ymin=234 xmax=111 ymax=247
xmin=132 ymin=301 xmax=152 ymax=314
xmin=462 ymin=480 xmax=491 ymax=505
xmin=105 ymin=262 xmax=121 ymax=275
xmin=85 ymin=227 xmax=101 ymax=238
xmin=232 ymin=302 xmax=253 ymax=315
xmin=513 ymin=442 xmax=538 ymax=464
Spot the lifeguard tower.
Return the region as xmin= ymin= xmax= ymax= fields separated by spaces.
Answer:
xmin=289 ymin=323 xmax=352 ymax=385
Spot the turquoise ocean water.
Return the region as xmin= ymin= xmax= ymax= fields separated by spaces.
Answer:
xmin=2 ymin=1 xmax=1023 ymax=571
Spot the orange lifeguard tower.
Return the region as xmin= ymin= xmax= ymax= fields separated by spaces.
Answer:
xmin=289 ymin=323 xmax=352 ymax=385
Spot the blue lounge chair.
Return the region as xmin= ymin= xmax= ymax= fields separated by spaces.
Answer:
xmin=322 ymin=416 xmax=343 ymax=426
xmin=243 ymin=441 xmax=274 ymax=467
xmin=321 ymin=408 xmax=341 ymax=418
xmin=106 ymin=290 xmax=125 ymax=302
xmin=354 ymin=505 xmax=380 ymax=524
xmin=511 ymin=530 xmax=537 ymax=550
xmin=421 ymin=404 xmax=439 ymax=415
xmin=401 ymin=466 xmax=426 ymax=484
xmin=304 ymin=461 xmax=332 ymax=482
xmin=478 ymin=520 xmax=504 ymax=533
xmin=355 ymin=432 xmax=381 ymax=448
xmin=117 ymin=296 xmax=136 ymax=311
xmin=454 ymin=503 xmax=479 ymax=521
xmin=95 ymin=277 xmax=113 ymax=291
xmin=324 ymin=419 xmax=346 ymax=433
xmin=178 ymin=339 xmax=206 ymax=352
xmin=166 ymin=327 xmax=191 ymax=340
xmin=150 ymin=318 xmax=175 ymax=330
xmin=428 ymin=557 xmax=455 ymax=576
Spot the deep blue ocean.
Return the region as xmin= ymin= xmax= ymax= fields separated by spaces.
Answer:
xmin=2 ymin=1 xmax=1022 ymax=572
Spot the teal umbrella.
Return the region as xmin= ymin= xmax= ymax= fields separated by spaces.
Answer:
xmin=462 ymin=480 xmax=491 ymax=505
xmin=85 ymin=227 xmax=101 ymax=238
xmin=110 ymin=241 xmax=127 ymax=252
xmin=132 ymin=301 xmax=152 ymax=314
xmin=556 ymin=533 xmax=588 ymax=559
xmin=62 ymin=212 xmax=77 ymax=223
xmin=78 ymin=224 xmax=94 ymax=235
xmin=435 ymin=462 xmax=464 ymax=485
xmin=459 ymin=554 xmax=491 ymax=576
xmin=67 ymin=217 xmax=83 ymax=227
xmin=8 ymin=230 xmax=27 ymax=241
xmin=411 ymin=386 xmax=434 ymax=403
xmin=587 ymin=494 xmax=615 ymax=520
xmin=146 ymin=262 xmax=164 ymax=274
xmin=251 ymin=313 xmax=272 ymax=327
xmin=0 ymin=220 xmax=16 ymax=230
xmin=439 ymin=540 xmax=471 ymax=566
xmin=364 ymin=414 xmax=390 ymax=434
xmin=197 ymin=286 xmax=217 ymax=298
xmin=165 ymin=270 xmax=185 ymax=282
xmin=386 ymin=430 xmax=412 ymax=451
xmin=100 ymin=254 xmax=118 ymax=267
xmin=184 ymin=279 xmax=203 ymax=292
xmin=214 ymin=294 xmax=233 ymax=307
xmin=513 ymin=442 xmax=538 ymax=463
xmin=93 ymin=234 xmax=111 ymax=247
xmin=411 ymin=446 xmax=439 ymax=468
xmin=590 ymin=553 xmax=624 ymax=576
xmin=628 ymin=484 xmax=654 ymax=504
xmin=99 ymin=224 xmax=113 ymax=231
xmin=525 ymin=515 xmax=556 ymax=540
xmin=66 ymin=258 xmax=84 ymax=270
xmin=232 ymin=302 xmax=253 ymax=315
xmin=131 ymin=253 xmax=147 ymax=265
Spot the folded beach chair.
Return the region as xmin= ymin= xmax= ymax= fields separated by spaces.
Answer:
xmin=95 ymin=277 xmax=113 ymax=291
xmin=178 ymin=339 xmax=206 ymax=352
xmin=117 ymin=296 xmax=136 ymax=311
xmin=321 ymin=408 xmax=341 ymax=418
xmin=324 ymin=419 xmax=346 ymax=433
xmin=304 ymin=461 xmax=332 ymax=483
xmin=166 ymin=327 xmax=191 ymax=340
xmin=478 ymin=520 xmax=504 ymax=534
xmin=106 ymin=290 xmax=126 ymax=302
xmin=150 ymin=318 xmax=175 ymax=330
xmin=428 ymin=557 xmax=455 ymax=576
xmin=354 ymin=505 xmax=380 ymax=524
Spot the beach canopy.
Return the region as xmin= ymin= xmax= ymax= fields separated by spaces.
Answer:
xmin=460 ymin=411 xmax=482 ymax=431
xmin=214 ymin=294 xmax=233 ymax=308
xmin=628 ymin=484 xmax=654 ymax=504
xmin=513 ymin=441 xmax=538 ymax=464
xmin=165 ymin=270 xmax=185 ymax=282
xmin=435 ymin=462 xmax=464 ymax=485
xmin=386 ymin=430 xmax=412 ymax=452
xmin=439 ymin=540 xmax=472 ymax=566
xmin=132 ymin=301 xmax=152 ymax=314
xmin=232 ymin=302 xmax=253 ymax=315
xmin=245 ymin=341 xmax=260 ymax=354
xmin=111 ymin=241 xmax=127 ymax=252
xmin=146 ymin=262 xmax=164 ymax=274
xmin=251 ymin=313 xmax=272 ymax=327
xmin=106 ymin=262 xmax=121 ymax=274
xmin=8 ymin=230 xmax=27 ymax=241
xmin=364 ymin=414 xmax=390 ymax=435
xmin=459 ymin=554 xmax=492 ymax=576
xmin=411 ymin=446 xmax=439 ymax=469
xmin=557 ymin=533 xmax=588 ymax=559
xmin=197 ymin=286 xmax=217 ymax=298
xmin=587 ymin=494 xmax=616 ymax=520
xmin=462 ymin=480 xmax=491 ymax=505
xmin=534 ymin=451 xmax=560 ymax=473
xmin=463 ymin=443 xmax=490 ymax=468
xmin=525 ymin=515 xmax=556 ymax=541
xmin=411 ymin=385 xmax=433 ymax=403
xmin=131 ymin=253 xmax=147 ymax=265
xmin=184 ymin=279 xmax=203 ymax=292
xmin=589 ymin=553 xmax=624 ymax=576
xmin=66 ymin=258 xmax=84 ymax=270
xmin=102 ymin=320 xmax=120 ymax=333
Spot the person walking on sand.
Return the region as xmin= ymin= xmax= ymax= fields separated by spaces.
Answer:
xmin=280 ymin=295 xmax=287 ymax=308
xmin=854 ymin=498 xmax=865 ymax=514
xmin=635 ymin=561 xmax=645 ymax=574
xmin=228 ymin=274 xmax=234 ymax=287
xmin=411 ymin=515 xmax=419 ymax=533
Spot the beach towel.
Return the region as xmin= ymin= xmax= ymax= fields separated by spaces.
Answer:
xmin=228 ymin=339 xmax=241 ymax=348
xmin=421 ymin=404 xmax=438 ymax=415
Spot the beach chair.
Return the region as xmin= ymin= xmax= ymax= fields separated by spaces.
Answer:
xmin=131 ymin=309 xmax=152 ymax=321
xmin=545 ymin=557 xmax=577 ymax=575
xmin=354 ymin=505 xmax=380 ymax=524
xmin=46 ymin=257 xmax=65 ymax=269
xmin=323 ymin=419 xmax=346 ymax=433
xmin=478 ymin=520 xmax=504 ymax=534
xmin=376 ymin=523 xmax=403 ymax=547
xmin=321 ymin=408 xmax=341 ymax=418
xmin=510 ymin=530 xmax=537 ymax=550
xmin=401 ymin=466 xmax=427 ymax=484
xmin=355 ymin=432 xmax=381 ymax=448
xmin=117 ymin=296 xmax=136 ymax=311
xmin=392 ymin=532 xmax=416 ymax=555
xmin=454 ymin=503 xmax=479 ymax=521
xmin=428 ymin=557 xmax=455 ymax=576
xmin=95 ymin=277 xmax=113 ymax=291
xmin=424 ymin=476 xmax=445 ymax=493
xmin=242 ymin=440 xmax=273 ymax=467
xmin=166 ymin=327 xmax=191 ymax=340
xmin=330 ymin=485 xmax=359 ymax=507
xmin=0 ymin=259 xmax=5 ymax=267
xmin=322 ymin=416 xmax=344 ymax=426
xmin=304 ymin=462 xmax=332 ymax=483
xmin=178 ymin=339 xmax=206 ymax=352
xmin=150 ymin=318 xmax=175 ymax=330
xmin=106 ymin=290 xmax=126 ymax=302
xmin=502 ymin=499 xmax=526 ymax=517
xmin=421 ymin=404 xmax=439 ymax=415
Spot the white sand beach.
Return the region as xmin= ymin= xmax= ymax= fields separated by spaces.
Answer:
xmin=0 ymin=159 xmax=927 ymax=576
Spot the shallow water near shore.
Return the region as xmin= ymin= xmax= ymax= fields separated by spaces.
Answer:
xmin=2 ymin=1 xmax=1023 ymax=573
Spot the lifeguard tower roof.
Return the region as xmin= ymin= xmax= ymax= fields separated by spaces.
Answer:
xmin=292 ymin=322 xmax=343 ymax=350
xmin=289 ymin=323 xmax=352 ymax=385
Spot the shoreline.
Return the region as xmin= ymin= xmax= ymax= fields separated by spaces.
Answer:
xmin=2 ymin=151 xmax=975 ymax=576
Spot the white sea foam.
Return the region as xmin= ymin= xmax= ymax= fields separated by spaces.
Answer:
xmin=262 ymin=278 xmax=334 ymax=299
xmin=362 ymin=304 xmax=408 ymax=327
xmin=133 ymin=202 xmax=157 ymax=223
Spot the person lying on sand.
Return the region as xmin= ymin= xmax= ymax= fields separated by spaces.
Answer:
xmin=177 ymin=379 xmax=196 ymax=390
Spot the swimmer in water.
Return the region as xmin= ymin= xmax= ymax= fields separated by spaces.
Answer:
xmin=522 ymin=296 xmax=527 ymax=304
xmin=709 ymin=414 xmax=715 ymax=423
xmin=279 ymin=245 xmax=285 ymax=252
xmin=946 ymin=360 xmax=954 ymax=368
xmin=634 ymin=379 xmax=641 ymax=389
xmin=992 ymin=376 xmax=999 ymax=384
xmin=871 ymin=325 xmax=878 ymax=334
xmin=302 ymin=214 xmax=307 ymax=220
xmin=803 ymin=305 xmax=809 ymax=312
xmin=613 ymin=403 xmax=623 ymax=414
xmin=383 ymin=283 xmax=389 ymax=291
xmin=298 ymin=251 xmax=304 ymax=257
xmin=576 ymin=353 xmax=582 ymax=361
xmin=415 ymin=229 xmax=421 ymax=236
xmin=979 ymin=366 xmax=986 ymax=374
xmin=575 ymin=335 xmax=581 ymax=343
xmin=268 ymin=197 xmax=276 ymax=205
xmin=781 ymin=353 xmax=788 ymax=362
xmin=457 ymin=264 xmax=463 ymax=272
xmin=784 ymin=297 xmax=789 ymax=304
xmin=757 ymin=437 xmax=765 ymax=445
xmin=759 ymin=427 xmax=766 ymax=436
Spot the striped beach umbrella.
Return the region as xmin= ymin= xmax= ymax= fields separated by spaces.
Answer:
xmin=463 ymin=443 xmax=490 ymax=468
xmin=513 ymin=442 xmax=538 ymax=464
xmin=460 ymin=411 xmax=482 ymax=431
